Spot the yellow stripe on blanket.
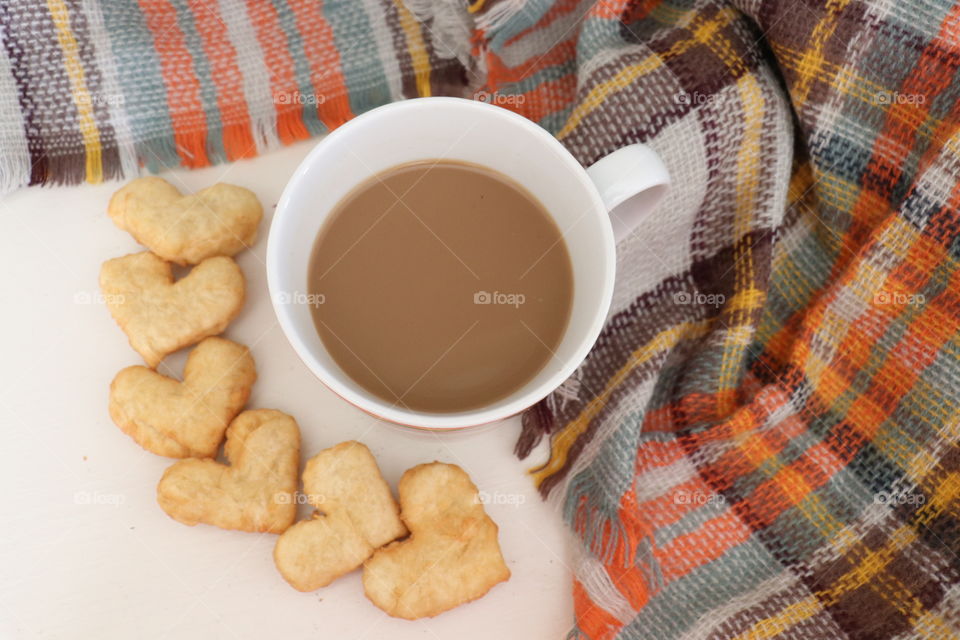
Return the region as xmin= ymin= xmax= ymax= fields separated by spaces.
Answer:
xmin=717 ymin=74 xmax=766 ymax=415
xmin=47 ymin=0 xmax=102 ymax=183
xmin=731 ymin=596 xmax=823 ymax=640
xmin=735 ymin=523 xmax=951 ymax=638
xmin=556 ymin=7 xmax=738 ymax=140
xmin=392 ymin=0 xmax=432 ymax=97
xmin=790 ymin=0 xmax=852 ymax=109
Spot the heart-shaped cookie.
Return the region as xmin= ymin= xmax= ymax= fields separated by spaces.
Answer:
xmin=108 ymin=177 xmax=263 ymax=265
xmin=100 ymin=251 xmax=245 ymax=368
xmin=157 ymin=409 xmax=300 ymax=533
xmin=362 ymin=463 xmax=510 ymax=619
xmin=109 ymin=337 xmax=256 ymax=458
xmin=274 ymin=441 xmax=406 ymax=591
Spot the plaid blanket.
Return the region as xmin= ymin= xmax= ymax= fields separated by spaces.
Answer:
xmin=4 ymin=0 xmax=960 ymax=638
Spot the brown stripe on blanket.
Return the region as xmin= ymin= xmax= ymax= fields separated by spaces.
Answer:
xmin=759 ymin=0 xmax=873 ymax=131
xmin=380 ymin=0 xmax=419 ymax=99
xmin=701 ymin=576 xmax=846 ymax=639
xmin=558 ymin=52 xmax=691 ymax=165
xmin=428 ymin=56 xmax=470 ymax=98
xmin=379 ymin=0 xmax=470 ymax=99
xmin=802 ymin=511 xmax=956 ymax=640
xmin=911 ymin=442 xmax=960 ymax=574
xmin=656 ymin=3 xmax=765 ymax=88
xmin=0 ymin=3 xmax=49 ymax=184
xmin=688 ymin=91 xmax=749 ymax=258
xmin=417 ymin=19 xmax=470 ymax=97
xmin=0 ymin=3 xmax=87 ymax=185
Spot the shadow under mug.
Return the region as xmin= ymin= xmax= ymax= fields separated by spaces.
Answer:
xmin=267 ymin=97 xmax=670 ymax=430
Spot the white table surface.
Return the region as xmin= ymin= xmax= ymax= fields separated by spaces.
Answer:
xmin=0 ymin=139 xmax=573 ymax=639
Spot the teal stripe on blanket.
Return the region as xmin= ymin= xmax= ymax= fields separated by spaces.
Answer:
xmin=324 ymin=0 xmax=393 ymax=114
xmin=100 ymin=2 xmax=179 ymax=171
xmin=168 ymin=0 xmax=227 ymax=164
xmin=268 ymin=0 xmax=327 ymax=136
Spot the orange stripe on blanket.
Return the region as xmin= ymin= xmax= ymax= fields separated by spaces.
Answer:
xmin=287 ymin=0 xmax=354 ymax=129
xmin=635 ymin=438 xmax=690 ymax=468
xmin=838 ymin=254 xmax=959 ymax=447
xmin=838 ymin=3 xmax=960 ymax=279
xmin=140 ymin=0 xmax=210 ymax=168
xmin=897 ymin=228 xmax=947 ymax=278
xmin=244 ymin=0 xmax=310 ymax=145
xmin=672 ymin=391 xmax=731 ymax=427
xmin=681 ymin=394 xmax=853 ymax=555
xmin=658 ymin=511 xmax=751 ymax=582
xmin=738 ymin=440 xmax=845 ymax=529
xmin=611 ymin=489 xmax=655 ymax=609
xmin=813 ymin=307 xmax=878 ymax=394
xmin=640 ymin=403 xmax=677 ymax=433
xmin=592 ymin=0 xmax=659 ymax=20
xmin=908 ymin=272 xmax=960 ymax=354
xmin=922 ymin=160 xmax=960 ymax=244
xmin=631 ymin=441 xmax=722 ymax=529
xmin=695 ymin=409 xmax=808 ymax=496
xmin=679 ymin=384 xmax=791 ymax=450
xmin=503 ymin=73 xmax=576 ymax=121
xmin=591 ymin=0 xmax=630 ymax=19
xmin=642 ymin=478 xmax=723 ymax=530
xmin=799 ymin=218 xmax=949 ymax=452
xmin=705 ymin=395 xmax=845 ymax=534
xmin=189 ymin=2 xmax=256 ymax=160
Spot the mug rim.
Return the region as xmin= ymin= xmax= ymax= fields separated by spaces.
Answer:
xmin=266 ymin=97 xmax=616 ymax=429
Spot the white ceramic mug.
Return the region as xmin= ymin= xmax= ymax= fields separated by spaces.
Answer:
xmin=267 ymin=97 xmax=669 ymax=430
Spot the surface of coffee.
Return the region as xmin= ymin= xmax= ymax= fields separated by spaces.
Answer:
xmin=308 ymin=160 xmax=573 ymax=413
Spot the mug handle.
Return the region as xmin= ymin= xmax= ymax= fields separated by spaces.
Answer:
xmin=585 ymin=143 xmax=671 ymax=243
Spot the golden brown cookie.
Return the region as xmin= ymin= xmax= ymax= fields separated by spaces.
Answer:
xmin=100 ymin=251 xmax=245 ymax=368
xmin=362 ymin=462 xmax=510 ymax=619
xmin=156 ymin=409 xmax=300 ymax=533
xmin=108 ymin=177 xmax=262 ymax=265
xmin=109 ymin=337 xmax=256 ymax=458
xmin=273 ymin=441 xmax=406 ymax=591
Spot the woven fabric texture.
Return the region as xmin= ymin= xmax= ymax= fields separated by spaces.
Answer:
xmin=3 ymin=1 xmax=960 ymax=638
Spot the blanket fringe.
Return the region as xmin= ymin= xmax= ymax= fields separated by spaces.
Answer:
xmin=516 ymin=400 xmax=557 ymax=459
xmin=474 ymin=0 xmax=526 ymax=33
